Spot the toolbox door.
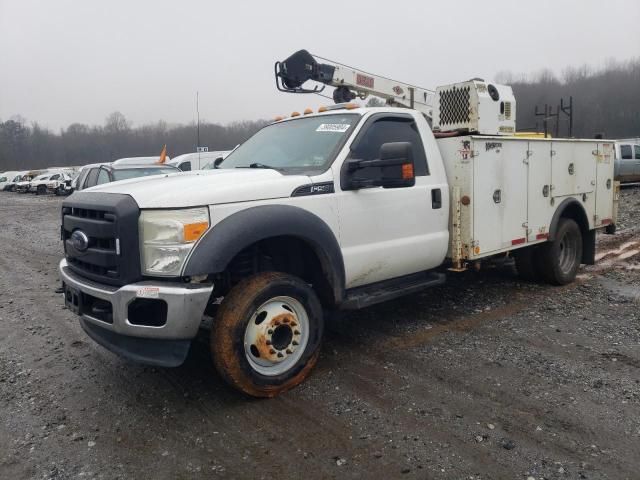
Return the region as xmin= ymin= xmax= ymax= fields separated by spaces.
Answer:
xmin=595 ymin=142 xmax=615 ymax=227
xmin=526 ymin=141 xmax=554 ymax=242
xmin=472 ymin=139 xmax=528 ymax=255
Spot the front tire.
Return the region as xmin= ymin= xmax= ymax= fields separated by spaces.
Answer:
xmin=539 ymin=218 xmax=582 ymax=285
xmin=211 ymin=272 xmax=324 ymax=397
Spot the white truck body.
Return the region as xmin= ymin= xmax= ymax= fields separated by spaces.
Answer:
xmin=437 ymin=136 xmax=615 ymax=263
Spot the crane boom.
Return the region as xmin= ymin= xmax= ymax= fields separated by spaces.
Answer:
xmin=275 ymin=50 xmax=436 ymax=117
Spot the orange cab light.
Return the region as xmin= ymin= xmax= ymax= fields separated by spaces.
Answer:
xmin=274 ymin=115 xmax=285 ymax=121
xmin=184 ymin=222 xmax=209 ymax=242
xmin=318 ymin=106 xmax=328 ymax=112
xmin=291 ymin=111 xmax=301 ymax=117
xmin=344 ymin=103 xmax=359 ymax=110
xmin=401 ymin=163 xmax=414 ymax=179
xmin=303 ymin=108 xmax=313 ymax=115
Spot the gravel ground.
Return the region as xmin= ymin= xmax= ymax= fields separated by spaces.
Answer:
xmin=0 ymin=189 xmax=639 ymax=480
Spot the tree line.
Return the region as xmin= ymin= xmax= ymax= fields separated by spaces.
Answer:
xmin=0 ymin=112 xmax=267 ymax=171
xmin=2 ymin=58 xmax=639 ymax=171
xmin=498 ymin=58 xmax=640 ymax=139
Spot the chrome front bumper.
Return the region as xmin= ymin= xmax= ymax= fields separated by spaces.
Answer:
xmin=59 ymin=259 xmax=214 ymax=366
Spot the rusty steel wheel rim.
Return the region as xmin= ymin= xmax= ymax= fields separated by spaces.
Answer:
xmin=243 ymin=296 xmax=310 ymax=376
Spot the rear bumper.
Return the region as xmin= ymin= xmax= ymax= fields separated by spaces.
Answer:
xmin=59 ymin=258 xmax=214 ymax=366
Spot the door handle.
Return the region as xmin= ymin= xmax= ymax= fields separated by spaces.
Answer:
xmin=431 ymin=188 xmax=442 ymax=209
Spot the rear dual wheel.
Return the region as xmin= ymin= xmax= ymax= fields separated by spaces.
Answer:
xmin=211 ymin=272 xmax=324 ymax=398
xmin=514 ymin=218 xmax=582 ymax=286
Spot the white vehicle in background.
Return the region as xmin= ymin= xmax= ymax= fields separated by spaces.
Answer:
xmin=47 ymin=172 xmax=75 ymax=195
xmin=168 ymin=151 xmax=232 ymax=171
xmin=112 ymin=156 xmax=171 ymax=166
xmin=3 ymin=171 xmax=30 ymax=191
xmin=0 ymin=171 xmax=19 ymax=191
xmin=15 ymin=171 xmax=44 ymax=193
xmin=29 ymin=173 xmax=61 ymax=194
xmin=614 ymin=141 xmax=640 ymax=183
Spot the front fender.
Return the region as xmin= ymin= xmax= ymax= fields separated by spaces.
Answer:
xmin=183 ymin=205 xmax=346 ymax=303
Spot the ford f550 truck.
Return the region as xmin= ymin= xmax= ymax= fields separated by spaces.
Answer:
xmin=59 ymin=51 xmax=617 ymax=397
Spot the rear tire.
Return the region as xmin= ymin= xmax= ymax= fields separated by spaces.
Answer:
xmin=211 ymin=272 xmax=324 ymax=398
xmin=539 ymin=218 xmax=582 ymax=285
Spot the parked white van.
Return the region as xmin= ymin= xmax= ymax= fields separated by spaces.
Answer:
xmin=0 ymin=171 xmax=19 ymax=190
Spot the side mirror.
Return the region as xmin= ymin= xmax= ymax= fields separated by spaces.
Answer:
xmin=344 ymin=142 xmax=415 ymax=190
xmin=213 ymin=156 xmax=224 ymax=169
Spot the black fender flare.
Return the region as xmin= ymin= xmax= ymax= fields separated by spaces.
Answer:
xmin=548 ymin=197 xmax=595 ymax=265
xmin=183 ymin=205 xmax=346 ymax=303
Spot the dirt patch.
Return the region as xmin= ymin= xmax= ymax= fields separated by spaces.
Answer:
xmin=0 ymin=188 xmax=639 ymax=479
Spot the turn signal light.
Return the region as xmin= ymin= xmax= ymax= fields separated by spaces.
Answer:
xmin=183 ymin=222 xmax=209 ymax=242
xmin=402 ymin=163 xmax=414 ymax=179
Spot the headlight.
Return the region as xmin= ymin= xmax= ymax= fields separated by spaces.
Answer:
xmin=139 ymin=207 xmax=210 ymax=276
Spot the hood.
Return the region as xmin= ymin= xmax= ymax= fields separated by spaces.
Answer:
xmin=84 ymin=169 xmax=311 ymax=208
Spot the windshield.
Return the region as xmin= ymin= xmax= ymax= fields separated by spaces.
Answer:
xmin=112 ymin=167 xmax=178 ymax=181
xmin=220 ymin=114 xmax=359 ymax=174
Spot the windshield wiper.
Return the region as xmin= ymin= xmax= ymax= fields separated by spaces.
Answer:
xmin=236 ymin=163 xmax=278 ymax=170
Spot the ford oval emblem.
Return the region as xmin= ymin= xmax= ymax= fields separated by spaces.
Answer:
xmin=71 ymin=230 xmax=89 ymax=252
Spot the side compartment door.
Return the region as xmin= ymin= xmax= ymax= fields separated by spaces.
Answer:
xmin=334 ymin=114 xmax=449 ymax=289
xmin=526 ymin=140 xmax=554 ymax=242
xmin=551 ymin=141 xmax=596 ymax=196
xmin=472 ymin=139 xmax=528 ymax=254
xmin=595 ymin=142 xmax=615 ymax=226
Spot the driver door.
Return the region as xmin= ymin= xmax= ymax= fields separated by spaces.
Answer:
xmin=333 ymin=114 xmax=449 ymax=288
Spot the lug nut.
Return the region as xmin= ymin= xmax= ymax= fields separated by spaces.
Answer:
xmin=294 ymin=330 xmax=300 ymax=335
xmin=268 ymin=329 xmax=273 ymax=334
xmin=269 ymin=349 xmax=276 ymax=354
xmin=277 ymin=352 xmax=284 ymax=358
xmin=290 ymin=322 xmax=297 ymax=327
xmin=286 ymin=349 xmax=292 ymax=354
xmin=292 ymin=341 xmax=299 ymax=346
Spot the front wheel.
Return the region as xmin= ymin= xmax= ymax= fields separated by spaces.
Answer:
xmin=539 ymin=218 xmax=583 ymax=285
xmin=211 ymin=272 xmax=324 ymax=397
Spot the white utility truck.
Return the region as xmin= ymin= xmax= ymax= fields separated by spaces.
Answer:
xmin=59 ymin=50 xmax=617 ymax=397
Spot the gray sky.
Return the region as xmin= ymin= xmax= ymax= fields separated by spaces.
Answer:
xmin=1 ymin=0 xmax=639 ymax=131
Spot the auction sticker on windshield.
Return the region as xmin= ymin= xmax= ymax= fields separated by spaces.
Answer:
xmin=316 ymin=124 xmax=351 ymax=133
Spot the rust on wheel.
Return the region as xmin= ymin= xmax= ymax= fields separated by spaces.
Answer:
xmin=211 ymin=272 xmax=323 ymax=398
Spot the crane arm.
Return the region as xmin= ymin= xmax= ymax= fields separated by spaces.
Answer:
xmin=275 ymin=50 xmax=435 ymax=117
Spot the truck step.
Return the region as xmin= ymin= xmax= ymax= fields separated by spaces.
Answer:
xmin=341 ymin=271 xmax=446 ymax=310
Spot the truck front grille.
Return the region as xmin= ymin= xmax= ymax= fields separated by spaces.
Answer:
xmin=62 ymin=193 xmax=141 ymax=286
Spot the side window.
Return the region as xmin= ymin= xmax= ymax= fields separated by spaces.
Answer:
xmin=620 ymin=145 xmax=632 ymax=159
xmin=635 ymin=145 xmax=640 ymax=160
xmin=96 ymin=169 xmax=111 ymax=185
xmin=349 ymin=117 xmax=429 ymax=176
xmin=84 ymin=168 xmax=99 ymax=188
xmin=179 ymin=161 xmax=191 ymax=171
xmin=0 ymin=177 xmax=6 ymax=182
xmin=50 ymin=174 xmax=60 ymax=180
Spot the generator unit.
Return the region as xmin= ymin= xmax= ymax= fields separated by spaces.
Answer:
xmin=433 ymin=80 xmax=516 ymax=136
